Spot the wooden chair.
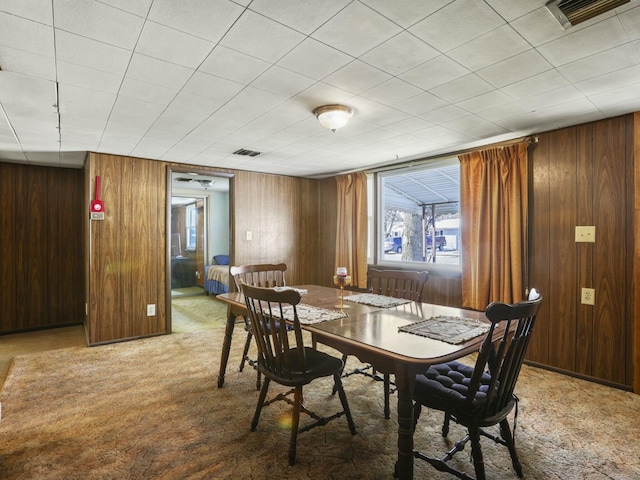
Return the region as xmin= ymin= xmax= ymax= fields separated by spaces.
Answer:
xmin=242 ymin=283 xmax=356 ymax=466
xmin=411 ymin=289 xmax=542 ymax=480
xmin=340 ymin=268 xmax=429 ymax=419
xmin=229 ymin=263 xmax=287 ymax=390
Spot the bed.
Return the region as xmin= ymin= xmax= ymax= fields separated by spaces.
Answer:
xmin=204 ymin=255 xmax=230 ymax=295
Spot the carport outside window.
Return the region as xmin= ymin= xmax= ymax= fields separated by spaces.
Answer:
xmin=378 ymin=158 xmax=460 ymax=267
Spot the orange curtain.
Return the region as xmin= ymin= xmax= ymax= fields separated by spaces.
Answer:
xmin=459 ymin=143 xmax=529 ymax=310
xmin=335 ymin=172 xmax=368 ymax=289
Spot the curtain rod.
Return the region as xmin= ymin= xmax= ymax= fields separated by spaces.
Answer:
xmin=360 ymin=135 xmax=538 ymax=175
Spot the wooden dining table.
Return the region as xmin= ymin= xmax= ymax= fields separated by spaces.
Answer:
xmin=216 ymin=284 xmax=493 ymax=480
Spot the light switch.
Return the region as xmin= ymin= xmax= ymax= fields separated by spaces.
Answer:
xmin=246 ymin=231 xmax=252 ymax=241
xmin=575 ymin=226 xmax=595 ymax=243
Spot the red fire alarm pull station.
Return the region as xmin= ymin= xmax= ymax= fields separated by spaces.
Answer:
xmin=90 ymin=176 xmax=105 ymax=219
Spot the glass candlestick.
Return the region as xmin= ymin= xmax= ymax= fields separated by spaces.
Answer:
xmin=333 ymin=274 xmax=351 ymax=308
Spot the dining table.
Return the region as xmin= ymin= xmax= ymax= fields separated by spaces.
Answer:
xmin=216 ymin=284 xmax=495 ymax=480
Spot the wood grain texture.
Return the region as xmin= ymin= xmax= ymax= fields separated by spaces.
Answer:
xmin=0 ymin=162 xmax=84 ymax=334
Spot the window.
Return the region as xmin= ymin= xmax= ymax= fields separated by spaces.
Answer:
xmin=376 ymin=158 xmax=460 ymax=268
xmin=185 ymin=204 xmax=198 ymax=251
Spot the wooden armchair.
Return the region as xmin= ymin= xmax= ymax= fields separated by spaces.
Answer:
xmin=242 ymin=283 xmax=356 ymax=466
xmin=229 ymin=263 xmax=287 ymax=389
xmin=340 ymin=268 xmax=429 ymax=419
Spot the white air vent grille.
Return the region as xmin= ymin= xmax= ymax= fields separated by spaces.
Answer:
xmin=233 ymin=148 xmax=261 ymax=157
xmin=546 ymin=0 xmax=629 ymax=29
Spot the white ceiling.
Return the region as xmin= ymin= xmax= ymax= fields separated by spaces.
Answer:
xmin=1 ymin=0 xmax=639 ymax=178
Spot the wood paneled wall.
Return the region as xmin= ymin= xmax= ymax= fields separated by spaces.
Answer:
xmin=86 ymin=154 xmax=166 ymax=345
xmin=528 ymin=114 xmax=635 ymax=388
xmin=0 ymin=162 xmax=84 ymax=333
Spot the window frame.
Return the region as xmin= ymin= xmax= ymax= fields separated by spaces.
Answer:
xmin=373 ymin=157 xmax=461 ymax=274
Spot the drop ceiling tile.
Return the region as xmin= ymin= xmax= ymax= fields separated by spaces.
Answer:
xmin=224 ymin=86 xmax=287 ymax=119
xmin=135 ymin=21 xmax=214 ymax=69
xmin=361 ymin=78 xmax=423 ymax=106
xmin=448 ymin=25 xmax=531 ymax=71
xmin=323 ymin=60 xmax=391 ymax=94
xmin=292 ymin=82 xmax=353 ymax=110
xmin=55 ymin=30 xmax=132 ymax=76
xmin=52 ymin=0 xmax=144 ymax=50
xmin=0 ymin=12 xmax=54 ymax=57
xmin=0 ymin=0 xmax=53 ymax=24
xmin=312 ymin=2 xmax=402 ymax=57
xmin=148 ymin=0 xmax=244 ymax=43
xmin=277 ymin=38 xmax=352 ymax=80
xmin=393 ymin=92 xmax=448 ymax=116
xmin=169 ymin=91 xmax=226 ymax=115
xmin=478 ymin=101 xmax=533 ymax=122
xmin=249 ymin=0 xmax=350 ymax=35
xmin=359 ymin=0 xmax=450 ymax=28
xmin=104 ymin=96 xmax=165 ymax=135
xmin=409 ymin=0 xmax=505 ymax=52
xmin=589 ymin=82 xmax=640 ymax=110
xmin=387 ymin=117 xmax=435 ymax=134
xmin=575 ymin=64 xmax=640 ymax=96
xmin=251 ymin=66 xmax=316 ymax=98
xmin=126 ymin=53 xmax=194 ymax=89
xmin=510 ymin=7 xmax=567 ymax=47
xmin=343 ymin=97 xmax=411 ymax=127
xmin=399 ymin=55 xmax=470 ymax=90
xmin=484 ymin=0 xmax=540 ymax=22
xmin=537 ymin=17 xmax=630 ymax=67
xmin=419 ymin=105 xmax=468 ymax=124
xmin=619 ymin=5 xmax=640 ymax=40
xmin=558 ymin=43 xmax=640 ymax=83
xmin=501 ymin=69 xmax=569 ymax=100
xmin=220 ymin=9 xmax=305 ymax=63
xmin=456 ymin=90 xmax=514 ymax=114
xmin=0 ymin=71 xmax=56 ymax=109
xmin=0 ymin=45 xmax=55 ymax=80
xmin=442 ymin=114 xmax=507 ymax=138
xmin=119 ymin=77 xmax=178 ymax=105
xmin=57 ymin=61 xmax=122 ymax=94
xmin=149 ymin=106 xmax=209 ymax=136
xmin=476 ymin=49 xmax=553 ymax=88
xmin=360 ymin=31 xmax=439 ymax=76
xmin=198 ymin=46 xmax=270 ymax=85
xmin=429 ymin=74 xmax=494 ymax=103
xmin=97 ymin=0 xmax=153 ymax=17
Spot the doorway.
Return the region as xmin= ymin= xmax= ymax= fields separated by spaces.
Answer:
xmin=167 ymin=168 xmax=233 ymax=332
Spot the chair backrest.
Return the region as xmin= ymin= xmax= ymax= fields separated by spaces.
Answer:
xmin=229 ymin=263 xmax=287 ymax=292
xmin=367 ymin=268 xmax=429 ymax=302
xmin=465 ymin=292 xmax=543 ymax=416
xmin=241 ymin=283 xmax=305 ymax=382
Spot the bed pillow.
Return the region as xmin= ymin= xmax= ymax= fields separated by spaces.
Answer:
xmin=214 ymin=254 xmax=229 ymax=265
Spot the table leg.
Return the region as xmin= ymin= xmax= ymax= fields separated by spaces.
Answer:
xmin=393 ymin=367 xmax=416 ymax=479
xmin=217 ymin=306 xmax=237 ymax=388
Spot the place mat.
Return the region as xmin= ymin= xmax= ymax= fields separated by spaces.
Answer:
xmin=399 ymin=315 xmax=491 ymax=345
xmin=345 ymin=293 xmax=411 ymax=308
xmin=273 ymin=286 xmax=308 ymax=295
xmin=278 ymin=304 xmax=348 ymax=325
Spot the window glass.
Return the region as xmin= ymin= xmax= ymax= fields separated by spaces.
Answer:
xmin=377 ymin=158 xmax=460 ymax=267
xmin=185 ymin=204 xmax=197 ymax=251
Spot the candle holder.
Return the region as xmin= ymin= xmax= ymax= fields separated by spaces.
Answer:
xmin=333 ymin=274 xmax=351 ymax=308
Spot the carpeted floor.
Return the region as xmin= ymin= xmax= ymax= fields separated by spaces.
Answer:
xmin=1 ymin=296 xmax=640 ymax=479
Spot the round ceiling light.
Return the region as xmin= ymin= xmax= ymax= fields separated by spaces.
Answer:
xmin=313 ymin=104 xmax=353 ymax=132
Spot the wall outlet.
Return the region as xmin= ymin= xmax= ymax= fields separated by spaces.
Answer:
xmin=575 ymin=226 xmax=595 ymax=243
xmin=581 ymin=288 xmax=595 ymax=305
xmin=246 ymin=230 xmax=252 ymax=241
xmin=147 ymin=304 xmax=156 ymax=316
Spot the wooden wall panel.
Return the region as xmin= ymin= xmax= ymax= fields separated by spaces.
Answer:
xmin=87 ymin=154 xmax=166 ymax=344
xmin=591 ymin=117 xmax=627 ymax=384
xmin=0 ymin=162 xmax=84 ymax=334
xmin=527 ymin=114 xmax=634 ymax=389
xmin=316 ymin=177 xmax=338 ymax=287
xmin=0 ymin=163 xmax=17 ymax=331
xmin=528 ymin=136 xmax=551 ymax=363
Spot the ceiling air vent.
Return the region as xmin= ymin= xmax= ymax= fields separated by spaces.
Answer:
xmin=175 ymin=177 xmax=194 ymax=183
xmin=233 ymin=148 xmax=261 ymax=157
xmin=546 ymin=0 xmax=629 ymax=29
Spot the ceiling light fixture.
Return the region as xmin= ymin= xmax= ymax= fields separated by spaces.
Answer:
xmin=313 ymin=104 xmax=353 ymax=132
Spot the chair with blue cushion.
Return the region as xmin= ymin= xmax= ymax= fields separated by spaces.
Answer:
xmin=411 ymin=289 xmax=542 ymax=480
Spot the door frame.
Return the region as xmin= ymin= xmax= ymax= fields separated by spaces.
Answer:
xmin=166 ymin=166 xmax=234 ymax=333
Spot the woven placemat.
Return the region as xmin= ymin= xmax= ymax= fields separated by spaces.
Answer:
xmin=346 ymin=293 xmax=411 ymax=308
xmin=399 ymin=315 xmax=490 ymax=344
xmin=278 ymin=304 xmax=348 ymax=325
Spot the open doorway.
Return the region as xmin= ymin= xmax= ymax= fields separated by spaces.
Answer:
xmin=167 ymin=168 xmax=233 ymax=332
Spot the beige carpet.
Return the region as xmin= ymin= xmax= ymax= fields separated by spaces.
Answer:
xmin=1 ymin=297 xmax=640 ymax=479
